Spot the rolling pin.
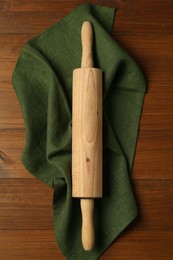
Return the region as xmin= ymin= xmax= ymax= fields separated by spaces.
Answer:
xmin=72 ymin=21 xmax=102 ymax=251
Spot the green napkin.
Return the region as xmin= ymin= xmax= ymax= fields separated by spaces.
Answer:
xmin=12 ymin=3 xmax=146 ymax=259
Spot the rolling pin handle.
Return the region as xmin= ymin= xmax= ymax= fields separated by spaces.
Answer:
xmin=81 ymin=199 xmax=95 ymax=250
xmin=81 ymin=21 xmax=94 ymax=68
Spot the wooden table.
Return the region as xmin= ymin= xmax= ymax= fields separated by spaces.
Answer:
xmin=0 ymin=1 xmax=173 ymax=259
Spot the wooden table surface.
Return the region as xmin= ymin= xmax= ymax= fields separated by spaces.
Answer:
xmin=0 ymin=0 xmax=173 ymax=259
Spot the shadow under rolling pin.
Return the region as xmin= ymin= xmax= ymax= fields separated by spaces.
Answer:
xmin=72 ymin=21 xmax=103 ymax=251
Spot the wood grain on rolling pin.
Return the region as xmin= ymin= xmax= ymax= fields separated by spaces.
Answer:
xmin=72 ymin=68 xmax=102 ymax=198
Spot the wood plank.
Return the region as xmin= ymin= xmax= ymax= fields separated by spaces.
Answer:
xmin=101 ymin=231 xmax=173 ymax=260
xmin=114 ymin=0 xmax=173 ymax=36
xmin=0 ymin=179 xmax=52 ymax=229
xmin=0 ymin=230 xmax=172 ymax=259
xmin=115 ymin=35 xmax=173 ymax=83
xmin=0 ymin=86 xmax=24 ymax=128
xmin=0 ymin=179 xmax=173 ymax=232
xmin=0 ymin=12 xmax=63 ymax=35
xmin=133 ymin=131 xmax=173 ymax=179
xmin=0 ymin=0 xmax=10 ymax=11
xmin=132 ymin=179 xmax=173 ymax=232
xmin=0 ymin=128 xmax=29 ymax=179
xmin=8 ymin=0 xmax=82 ymax=12
xmin=0 ymin=230 xmax=62 ymax=260
xmin=0 ymin=34 xmax=30 ymax=82
xmin=0 ymin=0 xmax=173 ymax=35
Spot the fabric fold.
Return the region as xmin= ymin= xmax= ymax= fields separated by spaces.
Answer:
xmin=12 ymin=3 xmax=146 ymax=259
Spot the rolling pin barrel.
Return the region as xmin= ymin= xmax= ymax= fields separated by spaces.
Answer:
xmin=72 ymin=21 xmax=102 ymax=250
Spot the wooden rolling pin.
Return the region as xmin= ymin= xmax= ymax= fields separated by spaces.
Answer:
xmin=72 ymin=21 xmax=102 ymax=251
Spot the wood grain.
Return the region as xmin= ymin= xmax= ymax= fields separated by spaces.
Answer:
xmin=72 ymin=68 xmax=102 ymax=198
xmin=101 ymin=231 xmax=173 ymax=260
xmin=0 ymin=0 xmax=173 ymax=259
xmin=0 ymin=230 xmax=61 ymax=260
xmin=0 ymin=179 xmax=53 ymax=230
xmin=0 ymin=1 xmax=173 ymax=35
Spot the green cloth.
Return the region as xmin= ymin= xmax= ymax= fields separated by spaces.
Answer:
xmin=12 ymin=3 xmax=146 ymax=259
